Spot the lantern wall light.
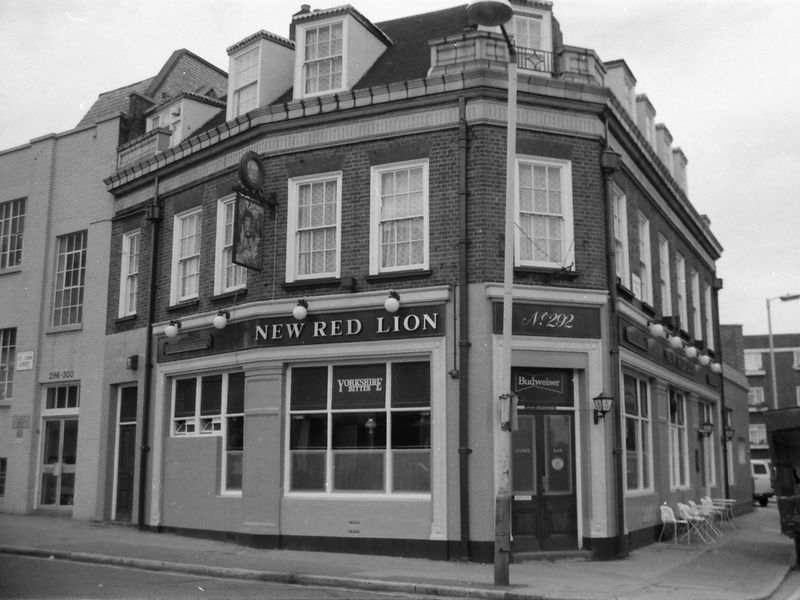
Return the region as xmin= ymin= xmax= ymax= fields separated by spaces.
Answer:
xmin=292 ymin=299 xmax=308 ymax=321
xmin=698 ymin=420 xmax=714 ymax=438
xmin=213 ymin=309 xmax=230 ymax=329
xmin=165 ymin=319 xmax=182 ymax=338
xmin=384 ymin=290 xmax=401 ymax=313
xmin=593 ymin=393 xmax=614 ymax=425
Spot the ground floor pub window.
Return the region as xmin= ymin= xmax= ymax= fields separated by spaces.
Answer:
xmin=289 ymin=361 xmax=431 ymax=494
xmin=170 ymin=371 xmax=244 ymax=493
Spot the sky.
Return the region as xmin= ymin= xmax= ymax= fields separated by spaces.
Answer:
xmin=1 ymin=0 xmax=798 ymax=335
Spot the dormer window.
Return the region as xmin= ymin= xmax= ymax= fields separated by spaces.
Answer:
xmin=303 ymin=21 xmax=343 ymax=95
xmin=231 ymin=47 xmax=259 ymax=118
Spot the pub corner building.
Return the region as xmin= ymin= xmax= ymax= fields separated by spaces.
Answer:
xmin=5 ymin=0 xmax=743 ymax=564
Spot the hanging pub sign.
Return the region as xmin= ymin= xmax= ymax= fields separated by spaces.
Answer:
xmin=512 ymin=367 xmax=574 ymax=408
xmin=232 ymin=192 xmax=265 ymax=271
xmin=492 ymin=302 xmax=601 ymax=339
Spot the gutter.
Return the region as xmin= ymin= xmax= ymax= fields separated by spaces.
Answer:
xmin=456 ymin=96 xmax=472 ymax=560
xmin=138 ymin=177 xmax=161 ymax=529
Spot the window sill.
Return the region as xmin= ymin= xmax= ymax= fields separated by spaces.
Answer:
xmin=514 ymin=266 xmax=579 ymax=282
xmin=282 ymin=277 xmax=344 ymax=290
xmin=365 ymin=269 xmax=432 ymax=283
xmin=616 ymin=282 xmax=635 ymax=301
xmin=46 ymin=323 xmax=83 ymax=335
xmin=115 ymin=314 xmax=137 ymax=325
xmin=211 ymin=288 xmax=247 ymax=303
xmin=0 ymin=265 xmax=22 ymax=276
xmin=167 ymin=298 xmax=200 ymax=312
xmin=745 ymin=370 xmax=766 ymax=376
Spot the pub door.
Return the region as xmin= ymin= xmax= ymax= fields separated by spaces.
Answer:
xmin=511 ymin=411 xmax=577 ymax=552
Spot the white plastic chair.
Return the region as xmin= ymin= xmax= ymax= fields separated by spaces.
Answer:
xmin=708 ymin=497 xmax=737 ymax=531
xmin=658 ymin=504 xmax=690 ymax=544
xmin=689 ymin=500 xmax=722 ymax=537
xmin=677 ymin=502 xmax=713 ymax=543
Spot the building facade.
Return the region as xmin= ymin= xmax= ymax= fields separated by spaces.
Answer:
xmin=1 ymin=1 xmax=741 ymax=563
xmin=745 ymin=332 xmax=800 ymax=461
xmin=0 ymin=51 xmax=226 ymax=521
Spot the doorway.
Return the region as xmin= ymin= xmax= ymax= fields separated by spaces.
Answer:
xmin=40 ymin=418 xmax=78 ymax=507
xmin=512 ymin=411 xmax=577 ymax=552
xmin=114 ymin=386 xmax=138 ymax=522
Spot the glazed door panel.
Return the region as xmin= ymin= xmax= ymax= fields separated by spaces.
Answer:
xmin=512 ymin=412 xmax=577 ymax=552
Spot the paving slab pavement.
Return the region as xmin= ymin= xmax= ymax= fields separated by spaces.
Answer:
xmin=0 ymin=505 xmax=795 ymax=600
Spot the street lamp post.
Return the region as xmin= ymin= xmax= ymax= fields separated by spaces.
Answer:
xmin=766 ymin=293 xmax=800 ymax=409
xmin=466 ymin=0 xmax=516 ymax=587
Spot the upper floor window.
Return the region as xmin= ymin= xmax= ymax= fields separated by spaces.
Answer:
xmin=215 ymin=197 xmax=247 ymax=294
xmin=704 ymin=282 xmax=714 ymax=350
xmin=0 ymin=328 xmax=16 ymax=401
xmin=231 ymin=47 xmax=259 ymax=118
xmin=118 ymin=230 xmax=140 ymax=318
xmin=516 ymin=156 xmax=574 ymax=269
xmin=624 ymin=374 xmax=652 ymax=492
xmin=636 ymin=212 xmax=652 ymax=305
xmin=53 ymin=230 xmax=87 ymax=327
xmin=370 ymin=160 xmax=429 ymax=274
xmin=690 ymin=268 xmax=701 ymax=339
xmin=611 ymin=184 xmax=629 ymax=288
xmin=749 ymin=423 xmax=767 ymax=447
xmin=304 ymin=22 xmax=343 ymax=95
xmin=287 ymin=172 xmax=342 ymax=281
xmin=658 ymin=234 xmax=672 ymax=317
xmin=170 ymin=209 xmax=202 ymax=305
xmin=744 ymin=350 xmax=764 ymax=374
xmin=675 ymin=252 xmax=687 ymax=330
xmin=748 ymin=387 xmax=765 ymax=407
xmin=0 ymin=198 xmax=25 ymax=269
xmin=794 ymin=350 xmax=800 ymax=370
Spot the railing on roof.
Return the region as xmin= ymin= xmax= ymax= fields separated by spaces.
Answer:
xmin=515 ymin=46 xmax=554 ymax=75
xmin=117 ymin=128 xmax=172 ymax=170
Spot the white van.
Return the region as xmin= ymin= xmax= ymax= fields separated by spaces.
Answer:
xmin=751 ymin=459 xmax=774 ymax=506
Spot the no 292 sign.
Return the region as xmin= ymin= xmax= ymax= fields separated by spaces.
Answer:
xmin=492 ymin=302 xmax=601 ymax=339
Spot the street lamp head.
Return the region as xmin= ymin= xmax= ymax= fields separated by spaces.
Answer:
xmin=780 ymin=293 xmax=800 ymax=302
xmin=466 ymin=0 xmax=514 ymax=27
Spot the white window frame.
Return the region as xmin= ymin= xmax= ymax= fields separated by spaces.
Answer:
xmin=611 ymin=184 xmax=630 ymax=288
xmin=793 ymin=350 xmax=800 ymax=370
xmin=0 ymin=197 xmax=25 ymax=269
xmin=748 ymin=387 xmax=765 ymax=407
xmin=749 ymin=423 xmax=767 ymax=447
xmin=370 ymin=159 xmax=430 ymax=275
xmin=231 ymin=46 xmax=260 ymax=118
xmin=214 ymin=196 xmax=247 ymax=295
xmin=744 ymin=350 xmax=764 ymax=374
xmin=287 ymin=171 xmax=342 ymax=282
xmin=668 ymin=389 xmax=689 ymax=489
xmin=691 ymin=268 xmax=701 ymax=339
xmin=637 ymin=212 xmax=653 ymax=305
xmin=796 ymin=386 xmax=800 ymax=407
xmin=699 ymin=402 xmax=716 ymax=487
xmin=52 ymin=230 xmax=87 ymax=327
xmin=170 ymin=208 xmax=202 ymax=305
xmin=0 ymin=327 xmax=15 ymax=401
xmin=515 ymin=155 xmax=574 ymax=270
xmin=675 ymin=252 xmax=687 ymax=330
xmin=301 ymin=19 xmax=345 ymax=97
xmin=285 ymin=360 xmax=432 ymax=498
xmin=624 ymin=374 xmax=653 ymax=494
xmin=658 ymin=234 xmax=672 ymax=317
xmin=170 ymin=371 xmax=245 ymax=495
xmin=118 ymin=230 xmax=140 ymax=318
xmin=704 ymin=282 xmax=714 ymax=351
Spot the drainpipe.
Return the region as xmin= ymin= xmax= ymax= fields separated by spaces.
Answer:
xmin=138 ymin=176 xmax=161 ymax=529
xmin=456 ymin=96 xmax=473 ymax=561
xmin=712 ymin=278 xmax=730 ymax=498
xmin=600 ymin=147 xmax=627 ymax=558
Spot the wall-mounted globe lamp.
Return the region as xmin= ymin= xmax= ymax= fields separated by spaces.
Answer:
xmin=213 ymin=309 xmax=230 ymax=330
xmin=384 ymin=291 xmax=401 ymax=313
xmin=165 ymin=320 xmax=182 ymax=338
xmin=292 ymin=299 xmax=308 ymax=321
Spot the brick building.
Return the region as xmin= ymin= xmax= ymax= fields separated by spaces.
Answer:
xmin=745 ymin=331 xmax=800 ymax=461
xmin=0 ymin=50 xmax=226 ymax=520
xmin=0 ymin=0 xmax=733 ymax=562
